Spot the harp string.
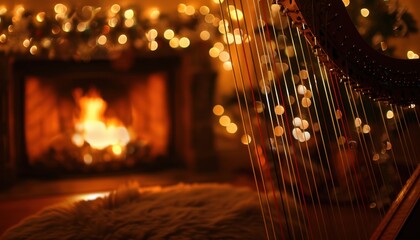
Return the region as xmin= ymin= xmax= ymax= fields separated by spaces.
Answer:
xmin=302 ymin=38 xmax=348 ymax=238
xmin=397 ymin=106 xmax=417 ymax=171
xmin=219 ymin=0 xmax=419 ymax=239
xmin=219 ymin=2 xmax=278 ymax=239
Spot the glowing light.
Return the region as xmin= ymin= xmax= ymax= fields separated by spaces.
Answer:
xmin=200 ymin=30 xmax=210 ymax=40
xmin=212 ymin=0 xmax=224 ymax=4
xmin=386 ymin=141 xmax=392 ymax=150
xmin=199 ymin=6 xmax=210 ymax=15
xmin=110 ymin=4 xmax=121 ymax=14
xmin=271 ymin=4 xmax=281 ymax=14
xmin=342 ymin=0 xmax=350 ymax=7
xmin=36 ymin=12 xmax=45 ymax=22
xmin=185 ymin=5 xmax=195 ymax=16
xmin=299 ymin=70 xmax=309 ymax=80
xmin=361 ymin=8 xmax=370 ymax=17
xmin=169 ymin=37 xmax=179 ymax=48
xmin=362 ymin=124 xmax=371 ymax=134
xmin=292 ymin=128 xmax=303 ymax=141
xmin=112 ymin=145 xmax=123 ymax=155
xmin=118 ymin=34 xmax=127 ymax=44
xmin=71 ymin=133 xmax=84 ymax=147
xmin=226 ymin=123 xmax=238 ymax=134
xmin=0 ymin=7 xmax=7 ymax=15
xmin=205 ymin=14 xmax=215 ymax=24
xmin=62 ymin=22 xmax=72 ymax=32
xmin=97 ymin=35 xmax=107 ymax=45
xmin=209 ymin=47 xmax=220 ymax=58
xmin=224 ymin=33 xmax=235 ymax=44
xmin=108 ymin=18 xmax=118 ymax=27
xmin=336 ymin=109 xmax=342 ymax=119
xmin=241 ymin=134 xmax=252 ymax=145
xmin=300 ymin=120 xmax=309 ymax=130
xmin=148 ymin=41 xmax=158 ymax=51
xmin=386 ymin=110 xmax=394 ymax=119
xmin=124 ymin=9 xmax=134 ymax=19
xmin=355 ymin=117 xmax=362 ymax=127
xmin=301 ymin=97 xmax=311 ymax=108
xmin=83 ymin=153 xmax=93 ymax=165
xmin=372 ymin=153 xmax=380 ymax=161
xmin=274 ymin=126 xmax=284 ymax=137
xmin=304 ymin=90 xmax=312 ymax=98
xmin=125 ymin=19 xmax=135 ymax=28
xmin=150 ymin=9 xmax=160 ymax=20
xmin=256 ymin=101 xmax=265 ymax=113
xmin=54 ymin=4 xmax=67 ymax=14
xmin=214 ymin=42 xmax=225 ymax=51
xmin=297 ymin=85 xmax=307 ymax=95
xmin=23 ymin=39 xmax=30 ymax=48
xmin=177 ymin=4 xmax=186 ymax=13
xmin=285 ymin=46 xmax=295 ymax=57
xmin=77 ymin=22 xmax=88 ymax=32
xmin=228 ymin=5 xmax=243 ymax=21
xmin=0 ymin=34 xmax=6 ymax=43
xmin=274 ymin=105 xmax=285 ymax=115
xmin=407 ymin=50 xmax=419 ymax=59
xmin=293 ymin=117 xmax=302 ymax=127
xmin=219 ymin=115 xmax=231 ymax=127
xmin=213 ymin=105 xmax=224 ymax=116
xmin=164 ymin=29 xmax=175 ymax=40
xmin=29 ymin=45 xmax=38 ymax=55
xmin=179 ymin=37 xmax=190 ymax=48
xmin=223 ymin=61 xmax=233 ymax=71
xmin=219 ymin=51 xmax=230 ymax=62
xmin=147 ymin=29 xmax=158 ymax=41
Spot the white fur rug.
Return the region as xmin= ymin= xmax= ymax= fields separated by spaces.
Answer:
xmin=1 ymin=183 xmax=300 ymax=240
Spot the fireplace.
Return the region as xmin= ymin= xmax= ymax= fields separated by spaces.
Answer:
xmin=1 ymin=52 xmax=217 ymax=185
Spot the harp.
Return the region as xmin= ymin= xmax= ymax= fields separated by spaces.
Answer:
xmin=217 ymin=0 xmax=419 ymax=239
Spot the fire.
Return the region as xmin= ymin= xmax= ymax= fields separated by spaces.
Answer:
xmin=72 ymin=88 xmax=130 ymax=152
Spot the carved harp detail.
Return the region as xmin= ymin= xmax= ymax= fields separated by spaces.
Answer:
xmin=218 ymin=0 xmax=419 ymax=239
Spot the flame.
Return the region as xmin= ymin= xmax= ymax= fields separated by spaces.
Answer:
xmin=72 ymin=88 xmax=130 ymax=151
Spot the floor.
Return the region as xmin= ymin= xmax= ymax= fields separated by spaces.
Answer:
xmin=0 ymin=169 xmax=244 ymax=235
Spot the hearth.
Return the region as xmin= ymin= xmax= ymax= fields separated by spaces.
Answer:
xmin=1 ymin=53 xmax=217 ymax=185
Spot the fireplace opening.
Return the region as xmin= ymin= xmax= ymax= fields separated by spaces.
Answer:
xmin=9 ymin=57 xmax=198 ymax=178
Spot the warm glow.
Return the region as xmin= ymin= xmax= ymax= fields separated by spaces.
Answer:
xmin=342 ymin=0 xmax=350 ymax=7
xmin=213 ymin=105 xmax=224 ymax=116
xmin=110 ymin=4 xmax=121 ymax=14
xmin=219 ymin=115 xmax=231 ymax=127
xmin=97 ymin=35 xmax=107 ymax=45
xmin=361 ymin=8 xmax=370 ymax=17
xmin=200 ymin=30 xmax=210 ymax=40
xmin=112 ymin=144 xmax=123 ymax=155
xmin=185 ymin=5 xmax=195 ymax=16
xmin=29 ymin=45 xmax=38 ymax=55
xmin=362 ymin=124 xmax=371 ymax=134
xmin=199 ymin=6 xmax=210 ymax=15
xmin=223 ymin=61 xmax=232 ymax=71
xmin=386 ymin=110 xmax=394 ymax=119
xmin=150 ymin=9 xmax=160 ymax=20
xmin=36 ymin=12 xmax=45 ymax=22
xmin=169 ymin=37 xmax=179 ymax=48
xmin=228 ymin=5 xmax=243 ymax=21
xmin=118 ymin=34 xmax=128 ymax=44
xmin=73 ymin=89 xmax=130 ymax=150
xmin=124 ymin=9 xmax=134 ymax=19
xmin=355 ymin=117 xmax=362 ymax=127
xmin=164 ymin=29 xmax=175 ymax=40
xmin=274 ymin=105 xmax=284 ymax=115
xmin=226 ymin=123 xmax=238 ymax=134
xmin=148 ymin=40 xmax=158 ymax=51
xmin=212 ymin=0 xmax=224 ymax=4
xmin=241 ymin=134 xmax=252 ymax=145
xmin=179 ymin=37 xmax=190 ymax=48
xmin=274 ymin=126 xmax=284 ymax=137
